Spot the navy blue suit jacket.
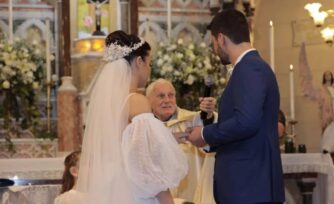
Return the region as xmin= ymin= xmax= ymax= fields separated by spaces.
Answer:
xmin=203 ymin=50 xmax=285 ymax=204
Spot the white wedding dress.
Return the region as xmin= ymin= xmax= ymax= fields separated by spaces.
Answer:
xmin=122 ymin=113 xmax=188 ymax=204
xmin=77 ymin=58 xmax=187 ymax=204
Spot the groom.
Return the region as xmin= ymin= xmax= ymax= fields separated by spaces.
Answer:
xmin=187 ymin=9 xmax=285 ymax=204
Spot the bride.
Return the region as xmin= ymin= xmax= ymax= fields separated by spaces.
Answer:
xmin=77 ymin=30 xmax=188 ymax=204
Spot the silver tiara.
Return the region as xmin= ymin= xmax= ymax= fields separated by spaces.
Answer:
xmin=103 ymin=38 xmax=145 ymax=62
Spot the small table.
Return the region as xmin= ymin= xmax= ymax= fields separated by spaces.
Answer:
xmin=282 ymin=153 xmax=334 ymax=204
xmin=0 ymin=184 xmax=61 ymax=204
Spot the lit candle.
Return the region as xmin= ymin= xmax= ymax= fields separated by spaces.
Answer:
xmin=289 ymin=64 xmax=295 ymax=120
xmin=8 ymin=0 xmax=13 ymax=43
xmin=45 ymin=19 xmax=51 ymax=82
xmin=167 ymin=0 xmax=172 ymax=39
xmin=269 ymin=20 xmax=275 ymax=72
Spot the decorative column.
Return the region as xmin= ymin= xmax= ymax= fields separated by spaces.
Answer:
xmin=119 ymin=0 xmax=130 ymax=33
xmin=57 ymin=77 xmax=81 ymax=152
xmin=118 ymin=0 xmax=137 ymax=34
xmin=57 ymin=0 xmax=71 ymax=77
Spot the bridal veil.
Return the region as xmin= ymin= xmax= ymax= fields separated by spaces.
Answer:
xmin=77 ymin=58 xmax=135 ymax=203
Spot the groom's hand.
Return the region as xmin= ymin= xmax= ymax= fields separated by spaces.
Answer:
xmin=187 ymin=126 xmax=207 ymax=147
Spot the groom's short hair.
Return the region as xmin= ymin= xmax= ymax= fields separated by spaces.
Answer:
xmin=207 ymin=9 xmax=250 ymax=44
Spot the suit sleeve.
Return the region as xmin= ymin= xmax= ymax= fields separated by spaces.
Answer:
xmin=203 ymin=60 xmax=268 ymax=147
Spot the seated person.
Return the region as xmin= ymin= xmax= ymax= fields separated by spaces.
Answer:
xmin=278 ymin=109 xmax=287 ymax=151
xmin=54 ymin=150 xmax=83 ymax=204
xmin=146 ymin=78 xmax=217 ymax=203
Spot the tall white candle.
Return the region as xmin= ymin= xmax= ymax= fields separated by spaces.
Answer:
xmin=116 ymin=0 xmax=121 ymax=30
xmin=8 ymin=0 xmax=13 ymax=43
xmin=210 ymin=0 xmax=220 ymax=7
xmin=250 ymin=0 xmax=256 ymax=8
xmin=269 ymin=21 xmax=275 ymax=72
xmin=145 ymin=19 xmax=150 ymax=36
xmin=289 ymin=64 xmax=295 ymax=120
xmin=45 ymin=19 xmax=51 ymax=83
xmin=167 ymin=0 xmax=172 ymax=39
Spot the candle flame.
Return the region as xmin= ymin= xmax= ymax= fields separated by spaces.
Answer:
xmin=270 ymin=21 xmax=273 ymax=26
xmin=289 ymin=64 xmax=293 ymax=71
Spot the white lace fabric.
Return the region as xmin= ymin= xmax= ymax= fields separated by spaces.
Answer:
xmin=122 ymin=113 xmax=188 ymax=200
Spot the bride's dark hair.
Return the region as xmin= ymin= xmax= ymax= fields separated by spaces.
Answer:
xmin=105 ymin=30 xmax=151 ymax=64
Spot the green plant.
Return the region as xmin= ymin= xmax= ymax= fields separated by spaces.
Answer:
xmin=151 ymin=39 xmax=228 ymax=110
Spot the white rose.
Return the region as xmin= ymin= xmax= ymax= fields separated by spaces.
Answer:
xmin=157 ymin=59 xmax=164 ymax=66
xmin=174 ymin=70 xmax=181 ymax=76
xmin=220 ymin=77 xmax=226 ymax=85
xmin=200 ymin=42 xmax=206 ymax=48
xmin=26 ymin=71 xmax=34 ymax=78
xmin=177 ymin=38 xmax=183 ymax=45
xmin=170 ymin=44 xmax=177 ymax=50
xmin=205 ymin=63 xmax=212 ymax=70
xmin=189 ymin=54 xmax=195 ymax=61
xmin=52 ymin=74 xmax=59 ymax=82
xmin=2 ymin=80 xmax=10 ymax=89
xmin=34 ymin=49 xmax=41 ymax=55
xmin=188 ymin=44 xmax=194 ymax=50
xmin=166 ymin=65 xmax=173 ymax=72
xmin=163 ymin=55 xmax=170 ymax=61
xmin=185 ymin=75 xmax=195 ymax=85
xmin=176 ymin=53 xmax=183 ymax=59
xmin=32 ymin=82 xmax=39 ymax=89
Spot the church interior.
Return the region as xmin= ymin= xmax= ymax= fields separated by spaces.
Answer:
xmin=0 ymin=0 xmax=334 ymax=203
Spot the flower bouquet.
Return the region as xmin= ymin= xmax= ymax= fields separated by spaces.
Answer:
xmin=151 ymin=39 xmax=228 ymax=110
xmin=0 ymin=36 xmax=46 ymax=150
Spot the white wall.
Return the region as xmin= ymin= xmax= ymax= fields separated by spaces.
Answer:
xmin=253 ymin=0 xmax=334 ymax=152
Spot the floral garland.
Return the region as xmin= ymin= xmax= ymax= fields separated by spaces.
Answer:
xmin=0 ymin=35 xmax=48 ymax=150
xmin=151 ymin=39 xmax=228 ymax=109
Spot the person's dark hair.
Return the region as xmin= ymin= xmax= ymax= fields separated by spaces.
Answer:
xmin=278 ymin=109 xmax=286 ymax=127
xmin=207 ymin=9 xmax=250 ymax=44
xmin=61 ymin=150 xmax=81 ymax=194
xmin=105 ymin=30 xmax=151 ymax=64
xmin=322 ymin=70 xmax=334 ymax=85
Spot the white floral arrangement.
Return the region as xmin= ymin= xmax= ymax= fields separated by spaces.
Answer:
xmin=0 ymin=36 xmax=47 ymax=149
xmin=151 ymin=39 xmax=228 ymax=109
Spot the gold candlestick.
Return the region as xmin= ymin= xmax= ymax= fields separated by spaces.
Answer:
xmin=46 ymin=81 xmax=52 ymax=133
xmin=288 ymin=119 xmax=298 ymax=138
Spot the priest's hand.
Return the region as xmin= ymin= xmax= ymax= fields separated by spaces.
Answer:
xmin=173 ymin=132 xmax=189 ymax=144
xmin=187 ymin=126 xmax=207 ymax=147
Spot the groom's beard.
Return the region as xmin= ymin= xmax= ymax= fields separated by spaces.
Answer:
xmin=217 ymin=47 xmax=231 ymax=65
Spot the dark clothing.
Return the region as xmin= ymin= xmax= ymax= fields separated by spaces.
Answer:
xmin=203 ymin=51 xmax=285 ymax=204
